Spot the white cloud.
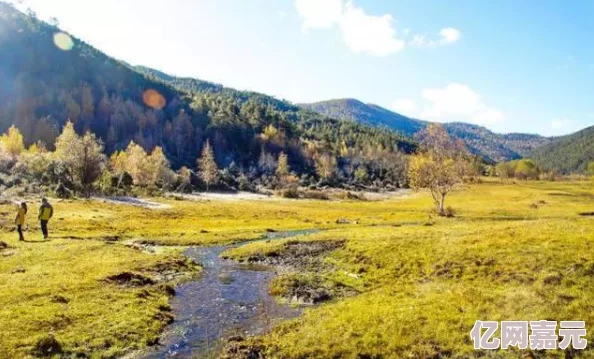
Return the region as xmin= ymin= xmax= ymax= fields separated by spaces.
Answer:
xmin=294 ymin=0 xmax=343 ymax=30
xmin=295 ymin=1 xmax=460 ymax=56
xmin=440 ymin=27 xmax=461 ymax=44
xmin=339 ymin=2 xmax=405 ymax=56
xmin=410 ymin=27 xmax=462 ymax=48
xmin=294 ymin=0 xmax=405 ymax=56
xmin=420 ymin=83 xmax=505 ymax=125
xmin=391 ymin=98 xmax=417 ymax=116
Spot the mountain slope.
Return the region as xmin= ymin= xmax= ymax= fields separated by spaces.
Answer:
xmin=301 ymin=99 xmax=551 ymax=162
xmin=0 ymin=1 xmax=413 ymax=181
xmin=530 ymin=125 xmax=594 ymax=173
xmin=443 ymin=122 xmax=551 ymax=163
xmin=134 ymin=66 xmax=295 ymax=109
xmin=0 ymin=2 xmax=196 ymax=159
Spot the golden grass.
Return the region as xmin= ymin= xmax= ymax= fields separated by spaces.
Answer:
xmin=1 ymin=181 xmax=594 ymax=357
xmin=223 ymin=181 xmax=594 ymax=358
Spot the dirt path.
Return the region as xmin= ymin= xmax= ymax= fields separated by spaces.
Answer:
xmin=92 ymin=196 xmax=172 ymax=210
xmin=170 ymin=189 xmax=413 ymax=202
xmin=169 ymin=192 xmax=275 ymax=202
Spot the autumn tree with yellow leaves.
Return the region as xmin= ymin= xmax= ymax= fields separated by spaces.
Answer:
xmin=0 ymin=125 xmax=25 ymax=158
xmin=408 ymin=124 xmax=471 ymax=216
xmin=197 ymin=140 xmax=218 ymax=191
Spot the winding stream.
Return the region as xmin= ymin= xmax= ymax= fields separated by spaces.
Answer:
xmin=141 ymin=230 xmax=318 ymax=359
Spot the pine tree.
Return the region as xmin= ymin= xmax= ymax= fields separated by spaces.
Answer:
xmin=198 ymin=140 xmax=218 ymax=191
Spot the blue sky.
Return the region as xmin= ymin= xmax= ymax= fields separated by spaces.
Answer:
xmin=13 ymin=0 xmax=594 ymax=136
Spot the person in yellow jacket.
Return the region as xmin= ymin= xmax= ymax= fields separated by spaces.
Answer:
xmin=15 ymin=202 xmax=27 ymax=241
xmin=38 ymin=198 xmax=53 ymax=240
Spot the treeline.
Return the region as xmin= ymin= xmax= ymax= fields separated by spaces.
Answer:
xmin=0 ymin=2 xmax=413 ymax=190
xmin=0 ymin=123 xmax=412 ymax=198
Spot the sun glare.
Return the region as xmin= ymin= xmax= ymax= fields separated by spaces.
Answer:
xmin=53 ymin=32 xmax=74 ymax=51
xmin=142 ymin=89 xmax=166 ymax=110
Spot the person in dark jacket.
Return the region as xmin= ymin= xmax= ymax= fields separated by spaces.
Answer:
xmin=38 ymin=198 xmax=53 ymax=240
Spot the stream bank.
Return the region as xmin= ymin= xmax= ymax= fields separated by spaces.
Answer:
xmin=139 ymin=230 xmax=319 ymax=359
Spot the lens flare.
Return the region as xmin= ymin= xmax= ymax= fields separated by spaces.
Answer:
xmin=142 ymin=89 xmax=166 ymax=110
xmin=53 ymin=32 xmax=74 ymax=51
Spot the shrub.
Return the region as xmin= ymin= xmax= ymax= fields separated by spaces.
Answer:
xmin=334 ymin=191 xmax=365 ymax=201
xmin=301 ymin=190 xmax=329 ymax=200
xmin=443 ymin=206 xmax=456 ymax=218
xmin=279 ymin=188 xmax=299 ymax=199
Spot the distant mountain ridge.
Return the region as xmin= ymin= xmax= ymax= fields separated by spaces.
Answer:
xmin=530 ymin=125 xmax=594 ymax=173
xmin=301 ymin=99 xmax=552 ymax=162
xmin=300 ymin=99 xmax=425 ymax=136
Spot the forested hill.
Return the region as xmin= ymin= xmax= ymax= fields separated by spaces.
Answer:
xmin=134 ymin=66 xmax=294 ymax=110
xmin=0 ymin=1 xmax=195 ymax=161
xmin=530 ymin=125 xmax=594 ymax=174
xmin=302 ymin=99 xmax=551 ymax=163
xmin=300 ymin=99 xmax=426 ymax=136
xmin=0 ymin=1 xmax=414 ymax=181
xmin=443 ymin=122 xmax=551 ymax=163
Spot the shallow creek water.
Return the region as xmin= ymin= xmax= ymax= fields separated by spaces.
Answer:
xmin=141 ymin=230 xmax=318 ymax=359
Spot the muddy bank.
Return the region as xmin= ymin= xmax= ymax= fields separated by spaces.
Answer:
xmin=104 ymin=257 xmax=199 ymax=299
xmin=226 ymin=240 xmax=356 ymax=305
xmin=217 ymin=239 xmax=356 ymax=358
xmin=227 ymin=240 xmax=343 ymax=270
xmin=138 ymin=231 xmax=322 ymax=359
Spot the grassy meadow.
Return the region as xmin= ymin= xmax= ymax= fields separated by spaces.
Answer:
xmin=1 ymin=180 xmax=594 ymax=357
